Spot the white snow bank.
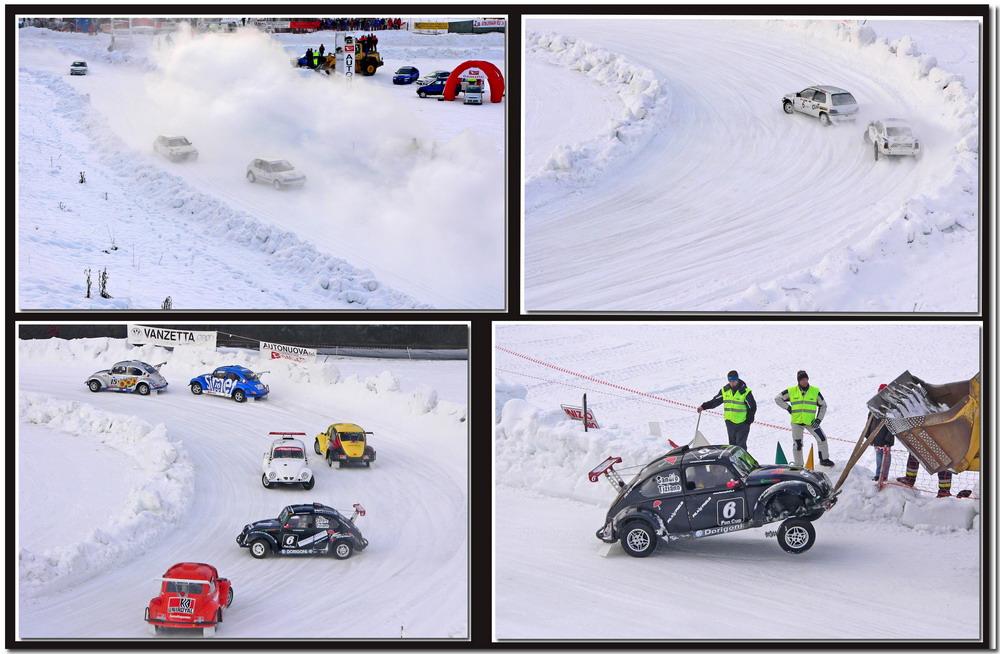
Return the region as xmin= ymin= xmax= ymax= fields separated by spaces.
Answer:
xmin=524 ymin=31 xmax=670 ymax=211
xmin=18 ymin=393 xmax=195 ymax=594
xmin=495 ymin=389 xmax=978 ymax=530
xmin=21 ymin=67 xmax=429 ymax=310
xmin=728 ymin=19 xmax=979 ymax=311
xmin=494 ymin=376 xmax=527 ymax=422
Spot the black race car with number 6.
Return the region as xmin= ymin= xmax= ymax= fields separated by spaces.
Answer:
xmin=590 ymin=444 xmax=838 ymax=557
xmin=236 ymin=502 xmax=368 ymax=560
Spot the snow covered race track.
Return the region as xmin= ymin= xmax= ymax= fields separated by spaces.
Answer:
xmin=18 ymin=338 xmax=468 ymax=639
xmin=18 ymin=26 xmax=505 ymax=310
xmin=495 ymin=323 xmax=982 ymax=640
xmin=524 ymin=19 xmax=979 ymax=312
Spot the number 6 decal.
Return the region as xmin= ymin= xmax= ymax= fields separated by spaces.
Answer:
xmin=284 ymin=535 xmax=296 ymax=547
xmin=722 ymin=501 xmax=737 ymax=519
xmin=717 ymin=497 xmax=745 ymax=523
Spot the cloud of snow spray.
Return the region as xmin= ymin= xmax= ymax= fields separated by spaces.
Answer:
xmin=138 ymin=26 xmax=502 ymax=307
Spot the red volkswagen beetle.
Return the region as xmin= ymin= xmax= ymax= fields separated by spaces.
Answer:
xmin=145 ymin=562 xmax=233 ymax=636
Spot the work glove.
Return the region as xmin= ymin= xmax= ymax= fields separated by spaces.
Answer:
xmin=811 ymin=418 xmax=822 ymax=427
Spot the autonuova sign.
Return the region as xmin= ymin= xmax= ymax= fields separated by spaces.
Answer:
xmin=260 ymin=340 xmax=317 ymax=364
xmin=127 ymin=324 xmax=217 ymax=348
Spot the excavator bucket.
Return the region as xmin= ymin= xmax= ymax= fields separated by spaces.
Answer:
xmin=866 ymin=371 xmax=980 ymax=474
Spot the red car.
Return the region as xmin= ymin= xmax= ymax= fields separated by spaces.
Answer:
xmin=145 ymin=562 xmax=233 ymax=636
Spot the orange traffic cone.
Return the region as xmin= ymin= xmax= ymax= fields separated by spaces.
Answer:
xmin=805 ymin=445 xmax=815 ymax=470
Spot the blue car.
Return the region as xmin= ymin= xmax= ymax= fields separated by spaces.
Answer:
xmin=416 ymin=79 xmax=451 ymax=98
xmin=190 ymin=365 xmax=269 ymax=403
xmin=393 ymin=66 xmax=419 ymax=84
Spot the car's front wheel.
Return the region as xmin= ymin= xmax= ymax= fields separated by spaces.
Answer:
xmin=273 ymin=180 xmax=282 ymax=190
xmin=190 ymin=383 xmax=203 ymax=395
xmin=88 ymin=380 xmax=102 ymax=393
xmin=261 ymin=473 xmax=272 ymax=488
xmin=777 ymin=517 xmax=816 ymax=554
xmin=620 ymin=521 xmax=657 ymax=557
xmin=302 ymin=476 xmax=315 ymax=490
xmin=249 ymin=540 xmax=270 ymax=559
xmin=782 ymin=101 xmax=793 ymax=115
xmin=418 ymin=89 xmax=427 ymax=98
xmin=314 ymin=439 xmax=322 ymax=455
xmin=332 ymin=540 xmax=353 ymax=560
xmin=226 ymin=587 xmax=233 ymax=607
xmin=233 ymin=389 xmax=246 ymax=403
xmin=874 ymin=143 xmax=880 ymax=161
xmin=136 ymin=383 xmax=150 ymax=396
xmin=247 ymin=171 xmax=256 ymax=183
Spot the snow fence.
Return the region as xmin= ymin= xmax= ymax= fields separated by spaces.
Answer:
xmin=18 ymin=392 xmax=195 ymax=594
xmin=729 ymin=19 xmax=979 ymax=311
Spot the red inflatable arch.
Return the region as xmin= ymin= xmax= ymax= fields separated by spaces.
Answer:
xmin=442 ymin=60 xmax=505 ymax=103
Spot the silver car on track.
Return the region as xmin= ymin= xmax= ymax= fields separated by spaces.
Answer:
xmin=85 ymin=360 xmax=168 ymax=395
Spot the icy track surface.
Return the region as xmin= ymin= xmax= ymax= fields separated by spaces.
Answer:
xmin=17 ymin=26 xmax=506 ymax=310
xmin=523 ymin=19 xmax=979 ymax=312
xmin=17 ymin=338 xmax=468 ymax=639
xmin=494 ymin=323 xmax=982 ymax=640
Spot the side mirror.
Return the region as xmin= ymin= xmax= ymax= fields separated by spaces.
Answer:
xmin=727 ymin=479 xmax=743 ymax=489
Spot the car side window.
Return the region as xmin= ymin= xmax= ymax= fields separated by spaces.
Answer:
xmin=111 ymin=365 xmax=126 ymax=374
xmin=813 ymin=91 xmax=827 ymax=103
xmin=686 ymin=464 xmax=736 ymax=490
xmin=638 ymin=470 xmax=683 ymax=498
xmin=213 ymin=369 xmax=226 ymax=378
xmin=226 ymin=372 xmax=239 ymax=381
xmin=798 ymin=89 xmax=815 ymax=100
xmin=129 ymin=367 xmax=143 ymax=376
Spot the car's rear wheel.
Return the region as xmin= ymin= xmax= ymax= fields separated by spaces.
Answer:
xmin=302 ymin=476 xmax=315 ymax=490
xmin=247 ymin=171 xmax=256 ymax=183
xmin=136 ymin=383 xmax=150 ymax=396
xmin=777 ymin=517 xmax=816 ymax=554
xmin=88 ymin=380 xmax=102 ymax=392
xmin=273 ymin=180 xmax=282 ymax=190
xmin=249 ymin=540 xmax=270 ymax=559
xmin=190 ymin=383 xmax=203 ymax=395
xmin=819 ymin=112 xmax=831 ymax=127
xmin=332 ymin=540 xmax=353 ymax=560
xmin=620 ymin=521 xmax=657 ymax=557
xmin=261 ymin=473 xmax=272 ymax=488
xmin=782 ymin=101 xmax=793 ymax=115
xmin=233 ymin=389 xmax=246 ymax=403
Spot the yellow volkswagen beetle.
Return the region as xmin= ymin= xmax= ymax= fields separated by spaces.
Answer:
xmin=313 ymin=423 xmax=376 ymax=468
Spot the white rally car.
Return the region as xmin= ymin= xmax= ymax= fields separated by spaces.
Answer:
xmin=70 ymin=60 xmax=88 ymax=75
xmin=153 ymin=135 xmax=199 ymax=163
xmin=863 ymin=118 xmax=921 ymax=160
xmin=782 ymin=85 xmax=859 ymax=126
xmin=262 ymin=433 xmax=315 ymax=489
xmin=246 ymin=159 xmax=307 ymax=190
xmin=85 ymin=360 xmax=168 ymax=395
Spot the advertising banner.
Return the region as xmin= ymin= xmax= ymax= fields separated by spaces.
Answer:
xmin=127 ymin=324 xmax=217 ymax=348
xmin=473 ymin=19 xmax=506 ymax=28
xmin=260 ymin=341 xmax=317 ymax=364
xmin=560 ymin=404 xmax=600 ymax=429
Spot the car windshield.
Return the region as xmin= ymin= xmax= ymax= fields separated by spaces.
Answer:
xmin=167 ymin=137 xmax=190 ymax=146
xmin=278 ymin=507 xmax=290 ymax=523
xmin=396 ymin=67 xmax=414 ymax=74
xmin=831 ymin=92 xmax=857 ymax=106
xmin=730 ymin=448 xmax=759 ymax=477
xmin=73 ymin=61 xmax=86 ymax=66
xmin=886 ymin=126 xmax=913 ymax=137
xmin=269 ymin=161 xmax=294 ymax=172
xmin=468 ymin=85 xmax=482 ymax=92
xmin=166 ymin=581 xmax=205 ymax=594
xmin=273 ymin=447 xmax=303 ymax=458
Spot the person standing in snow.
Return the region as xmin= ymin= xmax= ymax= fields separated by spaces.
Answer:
xmin=696 ymin=370 xmax=756 ymax=452
xmin=305 ymin=47 xmax=314 ymax=68
xmin=896 ymin=454 xmax=953 ymax=497
xmin=864 ymin=384 xmax=894 ymax=481
xmin=319 ymin=43 xmax=325 ymax=57
xmin=775 ymin=370 xmax=834 ymax=468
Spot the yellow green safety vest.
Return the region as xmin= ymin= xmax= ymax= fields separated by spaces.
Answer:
xmin=722 ymin=387 xmax=751 ymax=424
xmin=787 ymin=385 xmax=820 ymax=425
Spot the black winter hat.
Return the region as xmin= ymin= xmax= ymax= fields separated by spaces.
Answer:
xmin=797 ymin=370 xmax=809 ymax=381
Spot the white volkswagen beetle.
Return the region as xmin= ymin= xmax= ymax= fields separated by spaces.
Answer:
xmin=85 ymin=360 xmax=167 ymax=395
xmin=153 ymin=135 xmax=199 ymax=162
xmin=782 ymin=85 xmax=859 ymax=126
xmin=246 ymin=158 xmax=307 ymax=190
xmin=863 ymin=118 xmax=920 ymax=160
xmin=262 ymin=433 xmax=315 ymax=489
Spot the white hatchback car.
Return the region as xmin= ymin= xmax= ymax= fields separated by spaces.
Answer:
xmin=246 ymin=159 xmax=307 ymax=190
xmin=782 ymin=85 xmax=859 ymax=126
xmin=863 ymin=118 xmax=920 ymax=160
xmin=153 ymin=135 xmax=199 ymax=162
xmin=70 ymin=60 xmax=88 ymax=75
xmin=262 ymin=433 xmax=315 ymax=489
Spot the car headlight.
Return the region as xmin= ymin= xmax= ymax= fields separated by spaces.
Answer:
xmin=300 ymin=472 xmax=309 ymax=480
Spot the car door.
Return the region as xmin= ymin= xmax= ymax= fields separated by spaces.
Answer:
xmin=127 ymin=366 xmax=144 ymax=390
xmin=633 ymin=468 xmax=690 ymax=534
xmin=208 ymin=369 xmax=227 ymax=394
xmin=810 ymin=90 xmax=827 ymax=116
xmin=796 ymin=88 xmax=815 ymax=113
xmin=109 ymin=363 xmax=129 ymax=390
xmin=225 ymin=371 xmax=241 ymax=396
xmin=683 ymin=463 xmax=748 ymax=531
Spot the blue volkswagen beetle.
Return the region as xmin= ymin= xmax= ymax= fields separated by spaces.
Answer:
xmin=190 ymin=365 xmax=269 ymax=403
xmin=393 ymin=66 xmax=420 ymax=84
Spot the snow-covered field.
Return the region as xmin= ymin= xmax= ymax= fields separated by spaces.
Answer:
xmin=17 ymin=336 xmax=468 ymax=639
xmin=17 ymin=23 xmax=506 ymax=309
xmin=523 ymin=18 xmax=980 ymax=312
xmin=494 ymin=323 xmax=983 ymax=640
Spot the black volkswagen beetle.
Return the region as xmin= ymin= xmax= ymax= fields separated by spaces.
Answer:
xmin=236 ymin=502 xmax=368 ymax=560
xmin=591 ymin=444 xmax=838 ymax=557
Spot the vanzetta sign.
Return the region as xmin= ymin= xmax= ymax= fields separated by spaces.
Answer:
xmin=127 ymin=325 xmax=217 ymax=348
xmin=260 ymin=340 xmax=317 ymax=364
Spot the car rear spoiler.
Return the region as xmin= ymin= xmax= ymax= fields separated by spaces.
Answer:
xmin=153 ymin=361 xmax=167 ymax=370
xmin=154 ymin=577 xmax=209 ymax=584
xmin=350 ymin=503 xmax=366 ymax=522
xmin=588 ymin=456 xmax=624 ymax=490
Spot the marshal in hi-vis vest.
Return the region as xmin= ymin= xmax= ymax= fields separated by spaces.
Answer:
xmin=722 ymin=387 xmax=752 ymax=424
xmin=787 ymin=385 xmax=820 ymax=424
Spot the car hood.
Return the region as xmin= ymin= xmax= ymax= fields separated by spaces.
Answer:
xmin=247 ymin=518 xmax=280 ymax=531
xmin=167 ymin=145 xmax=197 ymax=154
xmin=274 ymin=171 xmax=305 ymax=180
xmin=269 ymin=459 xmax=307 ymax=474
